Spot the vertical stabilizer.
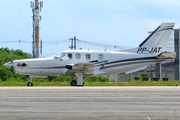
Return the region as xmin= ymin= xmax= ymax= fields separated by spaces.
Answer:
xmin=137 ymin=22 xmax=175 ymax=54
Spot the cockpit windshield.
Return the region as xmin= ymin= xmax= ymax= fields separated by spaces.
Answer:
xmin=52 ymin=52 xmax=63 ymax=59
xmin=53 ymin=52 xmax=72 ymax=61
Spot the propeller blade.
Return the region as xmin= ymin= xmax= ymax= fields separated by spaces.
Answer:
xmin=11 ymin=66 xmax=13 ymax=78
xmin=10 ymin=49 xmax=13 ymax=78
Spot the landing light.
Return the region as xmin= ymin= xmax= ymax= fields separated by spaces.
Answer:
xmin=17 ymin=63 xmax=27 ymax=67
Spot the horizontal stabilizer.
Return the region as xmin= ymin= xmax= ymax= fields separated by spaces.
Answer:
xmin=157 ymin=51 xmax=176 ymax=59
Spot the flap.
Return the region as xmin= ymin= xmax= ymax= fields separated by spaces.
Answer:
xmin=65 ymin=62 xmax=95 ymax=77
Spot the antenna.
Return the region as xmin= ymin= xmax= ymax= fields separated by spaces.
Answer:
xmin=104 ymin=47 xmax=108 ymax=51
xmin=30 ymin=0 xmax=43 ymax=58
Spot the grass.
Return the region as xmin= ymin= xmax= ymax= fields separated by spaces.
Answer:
xmin=0 ymin=80 xmax=180 ymax=86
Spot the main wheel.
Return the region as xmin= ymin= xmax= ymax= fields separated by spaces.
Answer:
xmin=27 ymin=82 xmax=33 ymax=87
xmin=71 ymin=80 xmax=77 ymax=86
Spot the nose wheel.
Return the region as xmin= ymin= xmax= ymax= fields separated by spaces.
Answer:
xmin=27 ymin=78 xmax=33 ymax=87
xmin=27 ymin=82 xmax=33 ymax=87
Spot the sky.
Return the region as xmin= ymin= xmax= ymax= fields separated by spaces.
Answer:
xmin=0 ymin=0 xmax=180 ymax=57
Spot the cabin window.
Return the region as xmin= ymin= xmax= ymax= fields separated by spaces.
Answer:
xmin=76 ymin=53 xmax=81 ymax=59
xmin=86 ymin=54 xmax=91 ymax=59
xmin=99 ymin=54 xmax=103 ymax=60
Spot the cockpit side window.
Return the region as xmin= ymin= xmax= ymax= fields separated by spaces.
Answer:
xmin=68 ymin=53 xmax=72 ymax=59
xmin=60 ymin=53 xmax=72 ymax=61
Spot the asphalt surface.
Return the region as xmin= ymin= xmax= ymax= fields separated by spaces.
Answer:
xmin=0 ymin=87 xmax=180 ymax=120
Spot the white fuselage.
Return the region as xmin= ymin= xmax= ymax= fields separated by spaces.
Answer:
xmin=12 ymin=50 xmax=163 ymax=77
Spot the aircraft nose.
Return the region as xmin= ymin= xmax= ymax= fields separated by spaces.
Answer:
xmin=3 ymin=62 xmax=13 ymax=68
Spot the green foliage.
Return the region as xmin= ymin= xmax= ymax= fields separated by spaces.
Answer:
xmin=0 ymin=80 xmax=180 ymax=86
xmin=84 ymin=76 xmax=110 ymax=82
xmin=0 ymin=47 xmax=30 ymax=81
xmin=51 ymin=76 xmax=71 ymax=82
xmin=139 ymin=72 xmax=148 ymax=78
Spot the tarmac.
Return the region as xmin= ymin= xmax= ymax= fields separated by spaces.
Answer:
xmin=0 ymin=87 xmax=180 ymax=120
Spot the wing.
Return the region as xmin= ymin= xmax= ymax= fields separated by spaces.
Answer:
xmin=65 ymin=62 xmax=95 ymax=77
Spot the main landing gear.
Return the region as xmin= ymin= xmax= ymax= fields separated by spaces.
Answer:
xmin=70 ymin=80 xmax=77 ymax=86
xmin=27 ymin=78 xmax=33 ymax=87
xmin=70 ymin=80 xmax=84 ymax=86
xmin=70 ymin=73 xmax=84 ymax=86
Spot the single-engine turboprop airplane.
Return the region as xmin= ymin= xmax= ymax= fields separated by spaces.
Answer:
xmin=4 ymin=22 xmax=176 ymax=86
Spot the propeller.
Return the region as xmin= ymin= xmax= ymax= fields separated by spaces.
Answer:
xmin=10 ymin=49 xmax=13 ymax=78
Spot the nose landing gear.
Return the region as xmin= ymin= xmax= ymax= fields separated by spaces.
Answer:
xmin=27 ymin=78 xmax=33 ymax=87
xmin=27 ymin=82 xmax=33 ymax=86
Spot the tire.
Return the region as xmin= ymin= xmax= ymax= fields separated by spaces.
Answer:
xmin=71 ymin=80 xmax=77 ymax=86
xmin=27 ymin=82 xmax=33 ymax=87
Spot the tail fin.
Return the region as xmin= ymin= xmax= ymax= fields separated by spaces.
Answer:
xmin=118 ymin=22 xmax=175 ymax=53
xmin=137 ymin=22 xmax=175 ymax=54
